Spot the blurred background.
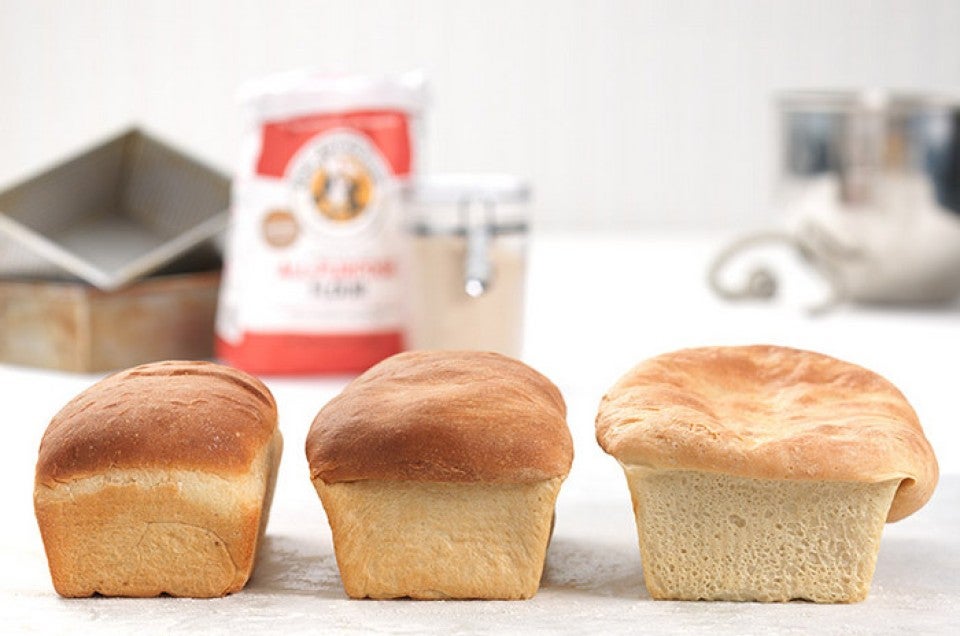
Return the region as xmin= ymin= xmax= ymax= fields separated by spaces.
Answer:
xmin=3 ymin=0 xmax=959 ymax=231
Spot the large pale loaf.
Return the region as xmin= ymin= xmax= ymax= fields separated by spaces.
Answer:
xmin=595 ymin=345 xmax=938 ymax=602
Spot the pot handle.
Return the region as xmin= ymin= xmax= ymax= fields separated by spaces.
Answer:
xmin=707 ymin=229 xmax=845 ymax=315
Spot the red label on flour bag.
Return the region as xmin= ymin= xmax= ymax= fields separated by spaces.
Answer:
xmin=216 ymin=72 xmax=427 ymax=374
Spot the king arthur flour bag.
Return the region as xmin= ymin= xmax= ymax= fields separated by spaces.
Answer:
xmin=216 ymin=71 xmax=427 ymax=374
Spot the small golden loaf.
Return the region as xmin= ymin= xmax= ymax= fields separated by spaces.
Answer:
xmin=306 ymin=350 xmax=573 ymax=599
xmin=34 ymin=360 xmax=282 ymax=598
xmin=595 ymin=345 xmax=938 ymax=603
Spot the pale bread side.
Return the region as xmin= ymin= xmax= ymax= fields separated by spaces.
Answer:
xmin=313 ymin=478 xmax=562 ymax=599
xmin=623 ymin=466 xmax=898 ymax=602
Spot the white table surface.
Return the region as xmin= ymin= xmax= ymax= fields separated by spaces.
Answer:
xmin=2 ymin=233 xmax=959 ymax=634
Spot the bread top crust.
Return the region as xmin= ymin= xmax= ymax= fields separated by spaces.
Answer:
xmin=306 ymin=351 xmax=572 ymax=484
xmin=36 ymin=361 xmax=278 ymax=485
xmin=595 ymin=345 xmax=938 ymax=522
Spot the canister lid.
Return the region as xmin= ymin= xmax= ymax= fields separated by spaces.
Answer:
xmin=778 ymin=89 xmax=960 ymax=113
xmin=403 ymin=174 xmax=532 ymax=205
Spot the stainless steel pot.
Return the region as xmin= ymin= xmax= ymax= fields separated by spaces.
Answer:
xmin=780 ymin=90 xmax=960 ymax=216
xmin=710 ymin=91 xmax=960 ymax=310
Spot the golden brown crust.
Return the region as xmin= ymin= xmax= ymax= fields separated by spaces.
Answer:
xmin=595 ymin=345 xmax=938 ymax=522
xmin=36 ymin=360 xmax=278 ymax=484
xmin=306 ymin=351 xmax=572 ymax=483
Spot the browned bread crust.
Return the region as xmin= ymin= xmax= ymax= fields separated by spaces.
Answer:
xmin=36 ymin=360 xmax=278 ymax=484
xmin=307 ymin=351 xmax=572 ymax=483
xmin=595 ymin=345 xmax=938 ymax=522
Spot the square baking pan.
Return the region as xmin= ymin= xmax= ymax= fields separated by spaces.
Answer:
xmin=0 ymin=252 xmax=221 ymax=373
xmin=0 ymin=128 xmax=229 ymax=290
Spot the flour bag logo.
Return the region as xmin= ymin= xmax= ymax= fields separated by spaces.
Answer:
xmin=288 ymin=132 xmax=387 ymax=233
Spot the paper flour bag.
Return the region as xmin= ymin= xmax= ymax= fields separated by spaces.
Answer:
xmin=216 ymin=71 xmax=427 ymax=374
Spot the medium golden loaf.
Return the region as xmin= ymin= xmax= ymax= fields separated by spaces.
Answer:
xmin=34 ymin=360 xmax=282 ymax=598
xmin=307 ymin=350 xmax=573 ymax=600
xmin=595 ymin=345 xmax=937 ymax=522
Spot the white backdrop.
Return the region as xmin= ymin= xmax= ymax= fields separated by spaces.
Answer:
xmin=1 ymin=0 xmax=959 ymax=231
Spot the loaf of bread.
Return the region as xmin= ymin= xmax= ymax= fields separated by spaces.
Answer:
xmin=595 ymin=345 xmax=938 ymax=603
xmin=306 ymin=350 xmax=573 ymax=599
xmin=34 ymin=360 xmax=282 ymax=598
